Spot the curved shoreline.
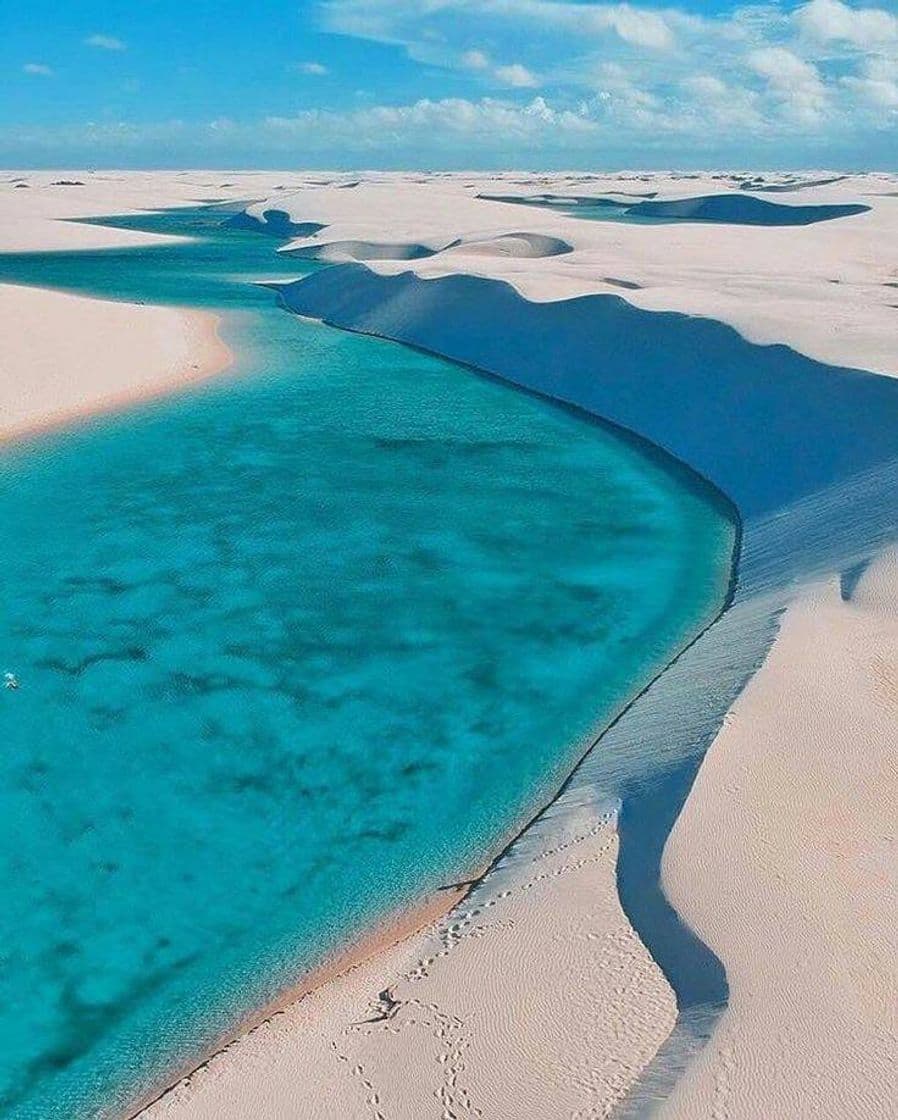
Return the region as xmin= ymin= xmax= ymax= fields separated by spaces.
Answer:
xmin=122 ymin=342 xmax=738 ymax=1119
xmin=267 ymin=261 xmax=898 ymax=1117
xmin=122 ymin=885 xmax=472 ymax=1120
xmin=268 ymin=295 xmax=746 ymax=1105
xmin=129 ymin=580 xmax=737 ymax=1120
xmin=1 ymin=225 xmax=735 ymax=1120
xmin=140 ymin=245 xmax=892 ymax=1117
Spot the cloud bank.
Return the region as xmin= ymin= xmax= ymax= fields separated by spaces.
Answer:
xmin=6 ymin=0 xmax=895 ymax=168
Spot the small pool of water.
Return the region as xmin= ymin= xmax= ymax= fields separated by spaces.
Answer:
xmin=476 ymin=193 xmax=674 ymax=224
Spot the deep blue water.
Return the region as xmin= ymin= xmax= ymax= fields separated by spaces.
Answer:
xmin=0 ymin=209 xmax=735 ymax=1119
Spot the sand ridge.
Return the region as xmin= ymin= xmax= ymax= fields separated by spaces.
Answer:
xmin=659 ymin=564 xmax=898 ymax=1119
xmin=261 ymin=170 xmax=898 ymax=377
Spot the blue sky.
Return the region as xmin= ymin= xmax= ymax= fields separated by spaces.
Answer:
xmin=2 ymin=0 xmax=896 ymax=169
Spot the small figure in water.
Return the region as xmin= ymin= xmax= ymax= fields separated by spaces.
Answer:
xmin=4 ymin=671 xmax=19 ymax=690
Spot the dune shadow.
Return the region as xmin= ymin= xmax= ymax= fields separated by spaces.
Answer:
xmin=626 ymin=193 xmax=869 ymax=225
xmin=225 ymin=209 xmax=326 ymax=239
xmin=478 ymin=189 xmax=868 ymax=227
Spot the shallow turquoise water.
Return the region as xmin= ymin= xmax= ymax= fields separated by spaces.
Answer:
xmin=0 ymin=209 xmax=734 ymax=1119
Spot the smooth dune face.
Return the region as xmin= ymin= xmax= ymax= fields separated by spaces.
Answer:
xmin=479 ymin=187 xmax=870 ymax=224
xmin=284 ymin=239 xmax=439 ymax=261
xmin=273 ymin=264 xmax=898 ymax=520
xmin=254 ymin=172 xmax=897 ymax=376
xmin=619 ymin=193 xmax=870 ymax=224
xmin=443 ymin=231 xmax=574 ymax=258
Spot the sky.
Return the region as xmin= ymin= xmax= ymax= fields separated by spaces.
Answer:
xmin=1 ymin=0 xmax=896 ymax=169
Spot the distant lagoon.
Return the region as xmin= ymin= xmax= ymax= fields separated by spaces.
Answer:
xmin=0 ymin=208 xmax=735 ymax=1118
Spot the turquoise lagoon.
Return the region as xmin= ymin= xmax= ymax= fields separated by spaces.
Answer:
xmin=0 ymin=209 xmax=735 ymax=1118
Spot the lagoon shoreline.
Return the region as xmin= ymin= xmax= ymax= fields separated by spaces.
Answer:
xmin=3 ymin=170 xmax=896 ymax=1120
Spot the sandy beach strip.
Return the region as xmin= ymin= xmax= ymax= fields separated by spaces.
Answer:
xmin=0 ymin=283 xmax=231 ymax=442
xmin=139 ymin=802 xmax=677 ymax=1120
xmin=123 ymin=883 xmax=473 ymax=1120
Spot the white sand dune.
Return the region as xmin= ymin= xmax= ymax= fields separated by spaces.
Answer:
xmin=284 ymin=239 xmax=441 ymax=262
xmin=442 ymin=231 xmax=573 ymax=258
xmin=284 ymin=230 xmax=573 ymax=263
xmin=0 ymin=170 xmax=333 ymax=252
xmin=291 ymin=173 xmax=897 ymax=376
xmin=1 ymin=169 xmax=896 ymax=1120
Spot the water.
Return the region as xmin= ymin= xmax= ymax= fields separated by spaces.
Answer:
xmin=0 ymin=208 xmax=735 ymax=1119
xmin=476 ymin=193 xmax=673 ymax=224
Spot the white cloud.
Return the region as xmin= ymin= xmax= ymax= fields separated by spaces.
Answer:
xmin=494 ymin=62 xmax=540 ymax=87
xmin=681 ymin=74 xmax=728 ymax=101
xmin=0 ymin=97 xmax=597 ymax=160
xmin=749 ymin=46 xmax=822 ymax=87
xmin=676 ymin=74 xmax=763 ymax=131
xmin=748 ymin=46 xmax=828 ymax=121
xmin=461 ymin=50 xmax=539 ymax=88
xmin=461 ymin=49 xmax=490 ymax=70
xmin=582 ymin=4 xmax=676 ymax=50
xmin=3 ymin=0 xmax=895 ymax=166
xmin=842 ymin=55 xmax=898 ymax=108
xmin=322 ymin=1 xmax=678 ymax=53
xmin=795 ymin=0 xmax=898 ymax=49
xmin=315 ymin=0 xmax=898 ymax=145
xmin=843 ymin=72 xmax=898 ymax=106
xmin=23 ymin=62 xmax=54 ymax=76
xmin=0 ymin=82 xmax=891 ymax=167
xmin=84 ymin=34 xmax=127 ymax=51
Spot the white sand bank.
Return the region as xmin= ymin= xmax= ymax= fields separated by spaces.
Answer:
xmin=0 ymin=170 xmax=318 ymax=251
xmin=0 ymin=284 xmax=230 ymax=440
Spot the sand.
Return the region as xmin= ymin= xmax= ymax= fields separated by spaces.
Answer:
xmin=659 ymin=563 xmax=898 ymax=1119
xmin=141 ymin=803 xmax=677 ymax=1120
xmin=0 ymin=284 xmax=230 ymax=441
xmin=2 ymin=169 xmax=896 ymax=1120
xmin=264 ymin=171 xmax=898 ymax=376
xmin=0 ymin=170 xmax=319 ymax=252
